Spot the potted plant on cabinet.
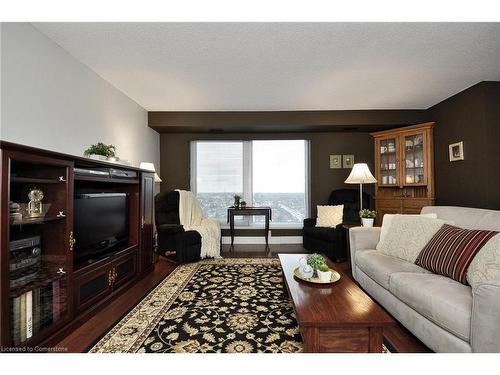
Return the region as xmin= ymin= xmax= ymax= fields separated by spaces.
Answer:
xmin=359 ymin=209 xmax=377 ymax=227
xmin=84 ymin=142 xmax=117 ymax=161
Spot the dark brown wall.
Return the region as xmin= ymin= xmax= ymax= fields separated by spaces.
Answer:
xmin=159 ymin=132 xmax=375 ymax=235
xmin=428 ymin=81 xmax=500 ymax=210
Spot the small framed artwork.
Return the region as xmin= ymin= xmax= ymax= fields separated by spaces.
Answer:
xmin=449 ymin=141 xmax=464 ymax=162
xmin=329 ymin=154 xmax=342 ymax=169
xmin=343 ymin=155 xmax=355 ymax=168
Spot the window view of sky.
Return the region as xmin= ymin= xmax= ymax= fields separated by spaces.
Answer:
xmin=196 ymin=142 xmax=243 ymax=193
xmin=253 ymin=140 xmax=306 ymax=193
xmin=193 ymin=140 xmax=308 ymax=223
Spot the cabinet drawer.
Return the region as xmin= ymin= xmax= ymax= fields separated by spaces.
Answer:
xmin=403 ymin=199 xmax=432 ymax=209
xmin=376 ymin=199 xmax=402 ymax=209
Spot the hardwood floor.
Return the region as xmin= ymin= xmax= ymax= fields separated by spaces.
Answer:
xmin=55 ymin=244 xmax=430 ymax=353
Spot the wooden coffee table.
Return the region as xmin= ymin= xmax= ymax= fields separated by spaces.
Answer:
xmin=278 ymin=253 xmax=394 ymax=353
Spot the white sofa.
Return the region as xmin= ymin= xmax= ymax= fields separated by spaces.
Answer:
xmin=349 ymin=206 xmax=500 ymax=353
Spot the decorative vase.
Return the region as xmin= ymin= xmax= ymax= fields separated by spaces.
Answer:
xmin=317 ymin=269 xmax=332 ymax=281
xmin=362 ymin=218 xmax=374 ymax=227
xmin=300 ymin=264 xmax=314 ymax=279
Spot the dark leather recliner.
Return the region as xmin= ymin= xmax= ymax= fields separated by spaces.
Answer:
xmin=155 ymin=190 xmax=201 ymax=262
xmin=303 ymin=189 xmax=370 ymax=262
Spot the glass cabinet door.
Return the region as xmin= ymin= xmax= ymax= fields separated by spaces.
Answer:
xmin=8 ymin=156 xmax=72 ymax=346
xmin=378 ymin=138 xmax=398 ymax=186
xmin=403 ymin=133 xmax=426 ymax=185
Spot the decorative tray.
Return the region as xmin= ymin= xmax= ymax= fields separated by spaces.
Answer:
xmin=293 ymin=267 xmax=341 ymax=284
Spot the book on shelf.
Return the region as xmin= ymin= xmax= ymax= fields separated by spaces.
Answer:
xmin=12 ymin=296 xmax=20 ymax=346
xmin=19 ymin=293 xmax=26 ymax=343
xmin=26 ymin=290 xmax=33 ymax=339
xmin=10 ymin=278 xmax=64 ymax=345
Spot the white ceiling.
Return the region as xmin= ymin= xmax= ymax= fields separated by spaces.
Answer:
xmin=33 ymin=22 xmax=500 ymax=111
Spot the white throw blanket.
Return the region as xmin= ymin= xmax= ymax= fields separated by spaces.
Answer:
xmin=176 ymin=189 xmax=221 ymax=258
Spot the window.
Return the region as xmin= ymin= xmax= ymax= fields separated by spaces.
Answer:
xmin=191 ymin=140 xmax=309 ymax=227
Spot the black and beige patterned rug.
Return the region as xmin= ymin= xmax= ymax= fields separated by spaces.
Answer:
xmin=90 ymin=258 xmax=304 ymax=353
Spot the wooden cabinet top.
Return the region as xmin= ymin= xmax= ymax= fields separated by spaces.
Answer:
xmin=370 ymin=122 xmax=434 ymax=138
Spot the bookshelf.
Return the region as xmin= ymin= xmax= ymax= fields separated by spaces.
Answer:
xmin=0 ymin=142 xmax=155 ymax=349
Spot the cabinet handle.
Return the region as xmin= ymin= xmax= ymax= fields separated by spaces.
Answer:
xmin=141 ymin=216 xmax=145 ymax=229
xmin=69 ymin=231 xmax=76 ymax=252
xmin=57 ymin=211 xmax=66 ymax=218
xmin=108 ymin=270 xmax=113 ymax=286
xmin=56 ymin=268 xmax=66 ymax=276
xmin=58 ymin=176 xmax=66 ymax=182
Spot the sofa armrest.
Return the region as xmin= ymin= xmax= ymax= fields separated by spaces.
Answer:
xmin=303 ymin=218 xmax=317 ymax=228
xmin=349 ymin=227 xmax=381 ymax=280
xmin=471 ymin=280 xmax=500 ymax=352
xmin=157 ymin=223 xmax=185 ymax=235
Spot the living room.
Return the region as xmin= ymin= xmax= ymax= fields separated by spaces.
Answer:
xmin=1 ymin=1 xmax=500 ymax=373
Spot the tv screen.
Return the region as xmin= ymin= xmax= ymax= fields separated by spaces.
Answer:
xmin=73 ymin=193 xmax=129 ymax=264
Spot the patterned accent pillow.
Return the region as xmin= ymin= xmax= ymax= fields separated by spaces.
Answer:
xmin=467 ymin=234 xmax=500 ymax=289
xmin=376 ymin=215 xmax=448 ymax=262
xmin=316 ymin=205 xmax=343 ymax=228
xmin=415 ymin=224 xmax=498 ymax=285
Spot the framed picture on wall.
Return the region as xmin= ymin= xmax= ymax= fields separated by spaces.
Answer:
xmin=329 ymin=154 xmax=342 ymax=169
xmin=449 ymin=141 xmax=464 ymax=161
xmin=343 ymin=154 xmax=355 ymax=168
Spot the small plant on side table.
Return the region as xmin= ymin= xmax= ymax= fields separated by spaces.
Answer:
xmin=359 ymin=209 xmax=377 ymax=227
xmin=233 ymin=195 xmax=241 ymax=208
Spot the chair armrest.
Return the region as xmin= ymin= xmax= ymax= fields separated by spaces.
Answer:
xmin=303 ymin=218 xmax=317 ymax=228
xmin=156 ymin=223 xmax=185 ymax=235
xmin=471 ymin=280 xmax=500 ymax=352
xmin=349 ymin=227 xmax=381 ymax=280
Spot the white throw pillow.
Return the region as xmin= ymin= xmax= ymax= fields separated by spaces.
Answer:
xmin=316 ymin=205 xmax=344 ymax=228
xmin=379 ymin=213 xmax=438 ymax=244
xmin=467 ymin=233 xmax=500 ymax=289
xmin=376 ymin=215 xmax=448 ymax=262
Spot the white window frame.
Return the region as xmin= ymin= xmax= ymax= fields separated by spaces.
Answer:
xmin=191 ymin=140 xmax=310 ymax=229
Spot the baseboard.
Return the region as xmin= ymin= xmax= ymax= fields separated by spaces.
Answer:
xmin=222 ymin=233 xmax=302 ymax=245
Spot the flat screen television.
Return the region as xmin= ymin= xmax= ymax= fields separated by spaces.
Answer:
xmin=73 ymin=193 xmax=129 ymax=264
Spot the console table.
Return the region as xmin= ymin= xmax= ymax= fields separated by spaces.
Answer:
xmin=227 ymin=207 xmax=272 ymax=250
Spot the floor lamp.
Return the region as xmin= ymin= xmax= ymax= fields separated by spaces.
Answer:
xmin=344 ymin=163 xmax=377 ymax=211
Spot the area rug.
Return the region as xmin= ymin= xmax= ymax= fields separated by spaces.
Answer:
xmin=89 ymin=258 xmax=304 ymax=353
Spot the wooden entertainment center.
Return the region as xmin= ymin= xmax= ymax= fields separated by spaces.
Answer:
xmin=0 ymin=141 xmax=156 ymax=349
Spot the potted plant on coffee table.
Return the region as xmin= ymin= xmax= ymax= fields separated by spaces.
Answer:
xmin=307 ymin=253 xmax=327 ymax=278
xmin=359 ymin=209 xmax=377 ymax=227
xmin=316 ymin=263 xmax=332 ymax=281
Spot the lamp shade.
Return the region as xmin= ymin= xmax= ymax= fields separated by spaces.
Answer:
xmin=344 ymin=163 xmax=377 ymax=184
xmin=139 ymin=162 xmax=162 ymax=183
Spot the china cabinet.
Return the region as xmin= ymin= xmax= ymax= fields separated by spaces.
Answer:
xmin=370 ymin=123 xmax=435 ymax=223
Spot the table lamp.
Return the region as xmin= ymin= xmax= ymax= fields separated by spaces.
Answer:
xmin=139 ymin=162 xmax=162 ymax=183
xmin=344 ymin=163 xmax=377 ymax=211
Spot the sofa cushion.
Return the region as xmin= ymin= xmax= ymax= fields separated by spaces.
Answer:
xmin=355 ymin=250 xmax=430 ymax=289
xmin=379 ymin=213 xmax=438 ymax=244
xmin=389 ymin=272 xmax=472 ymax=341
xmin=467 ymin=233 xmax=500 ymax=288
xmin=376 ymin=215 xmax=448 ymax=262
xmin=415 ymin=224 xmax=498 ymax=285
